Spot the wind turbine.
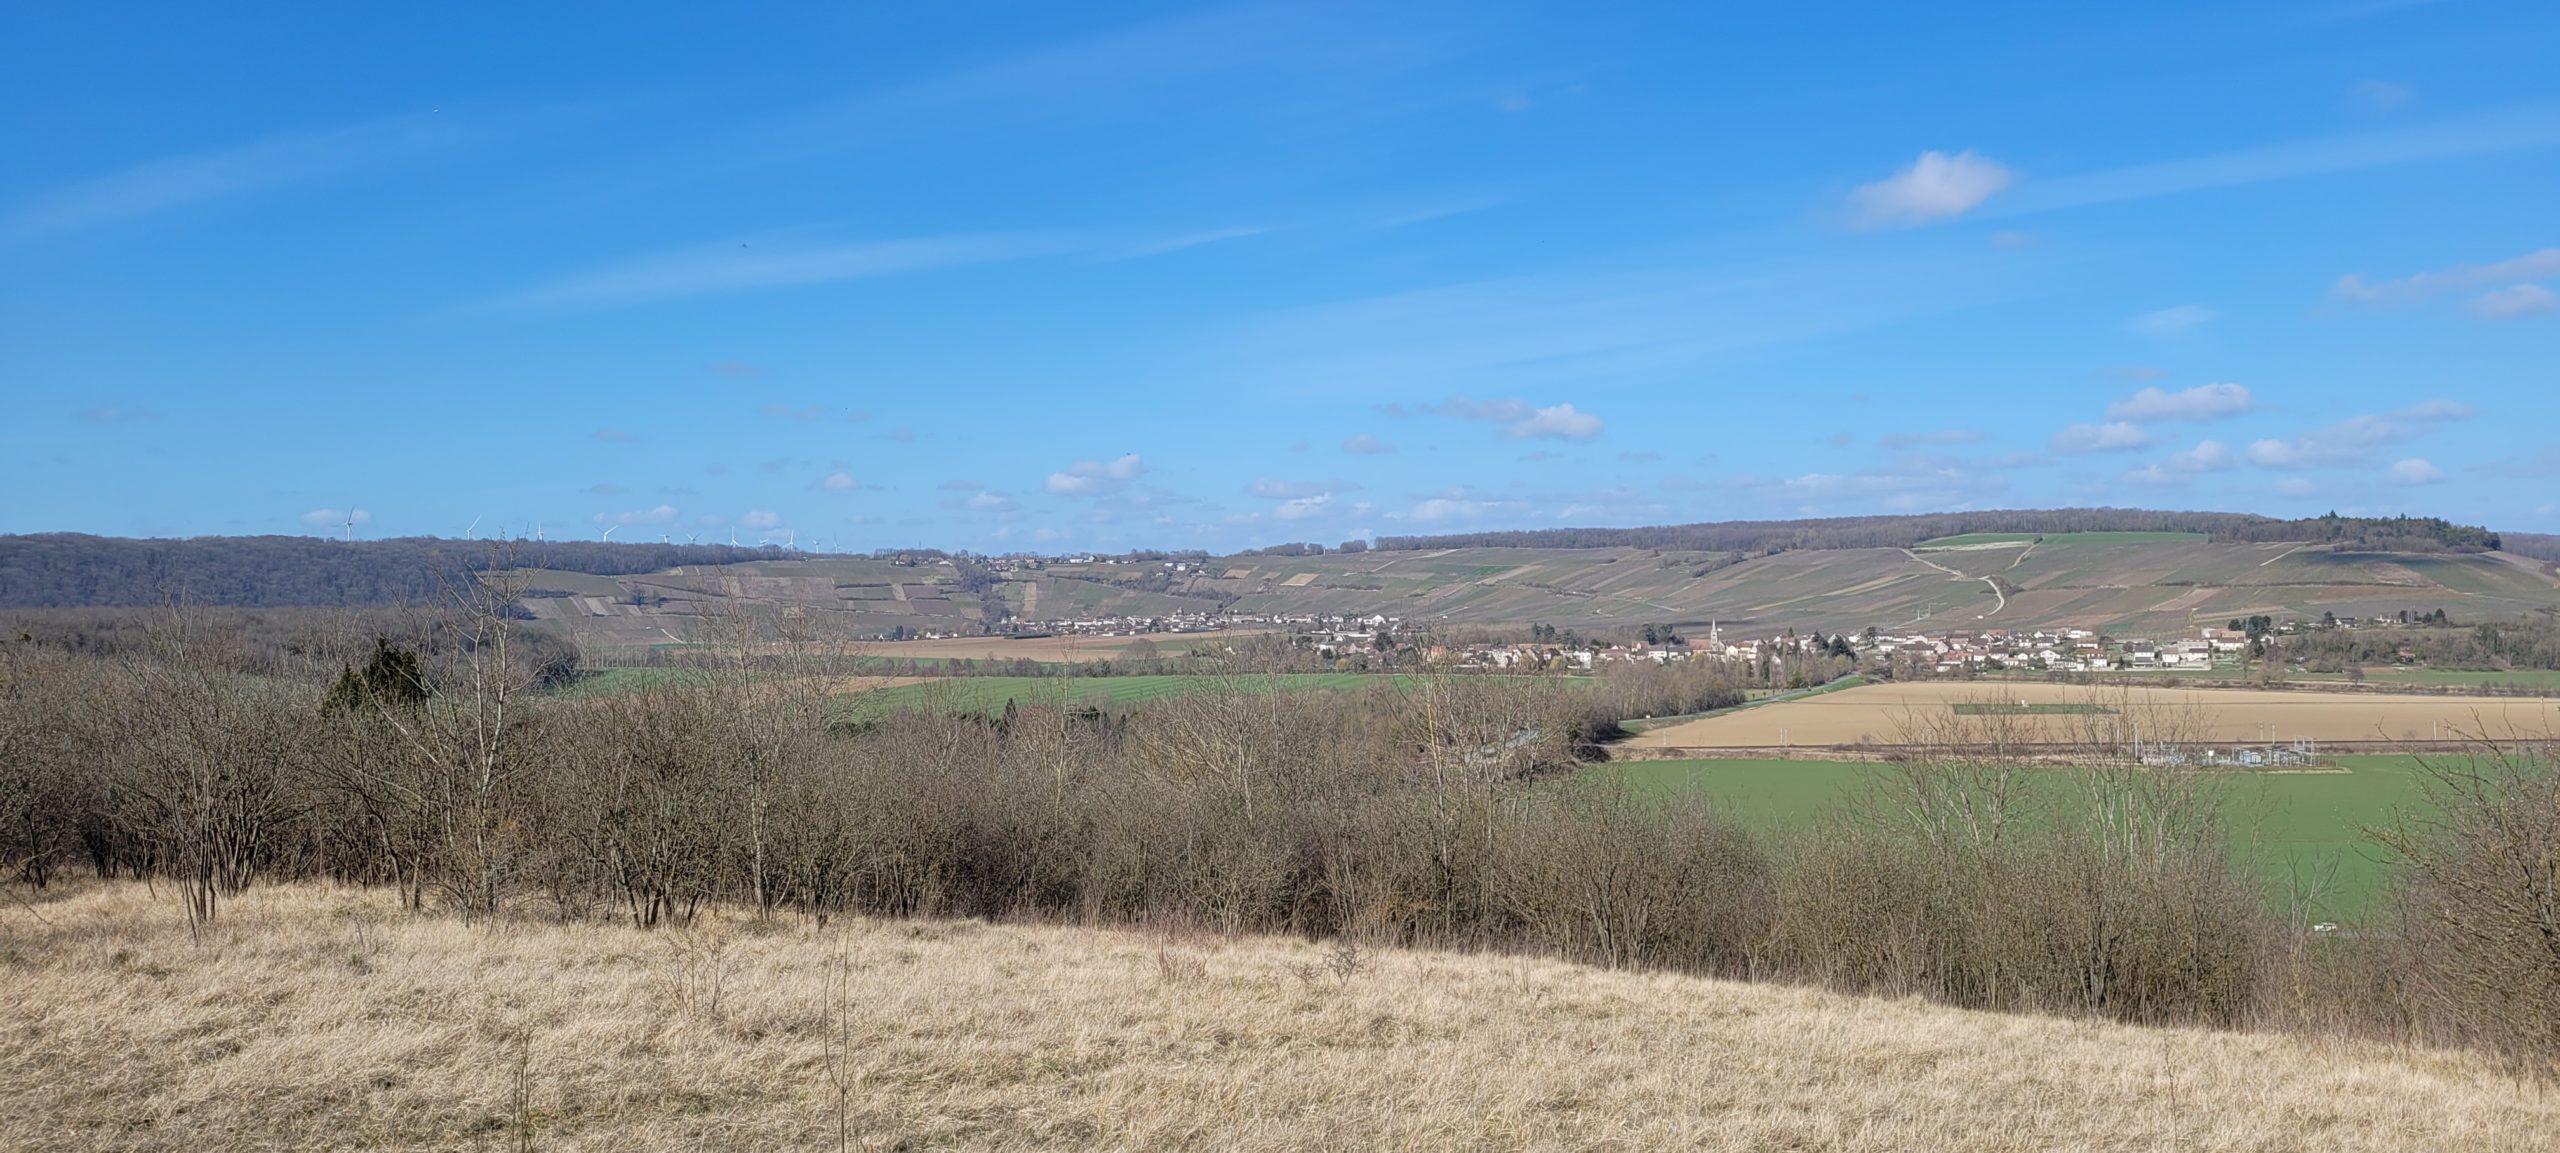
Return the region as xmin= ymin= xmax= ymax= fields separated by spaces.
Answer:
xmin=343 ymin=506 xmax=356 ymax=542
xmin=602 ymin=525 xmax=618 ymax=541
xmin=465 ymin=516 xmax=481 ymax=540
xmin=785 ymin=529 xmax=796 ymax=550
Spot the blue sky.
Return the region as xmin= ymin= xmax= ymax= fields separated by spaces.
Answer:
xmin=4 ymin=1 xmax=2555 ymax=551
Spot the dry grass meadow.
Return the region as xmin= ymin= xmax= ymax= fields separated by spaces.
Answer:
xmin=7 ymin=881 xmax=2558 ymax=1152
xmin=1624 ymin=680 xmax=2560 ymax=751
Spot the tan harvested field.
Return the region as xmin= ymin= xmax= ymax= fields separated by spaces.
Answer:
xmin=853 ymin=630 xmax=1273 ymax=663
xmin=7 ymin=882 xmax=2558 ymax=1152
xmin=1624 ymin=680 xmax=2560 ymax=751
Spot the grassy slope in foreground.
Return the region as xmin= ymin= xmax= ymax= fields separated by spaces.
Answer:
xmin=6 ymin=882 xmax=2554 ymax=1153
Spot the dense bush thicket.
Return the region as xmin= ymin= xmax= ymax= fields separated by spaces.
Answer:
xmin=3 ymin=611 xmax=2554 ymax=1069
xmin=1375 ymin=509 xmax=2502 ymax=555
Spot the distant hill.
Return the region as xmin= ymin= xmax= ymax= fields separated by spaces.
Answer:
xmin=1374 ymin=509 xmax=2502 ymax=555
xmin=6 ymin=515 xmax=2552 ymax=645
xmin=0 ymin=534 xmax=781 ymax=608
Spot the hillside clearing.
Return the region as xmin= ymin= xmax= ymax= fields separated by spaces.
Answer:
xmin=4 ymin=881 xmax=2553 ymax=1152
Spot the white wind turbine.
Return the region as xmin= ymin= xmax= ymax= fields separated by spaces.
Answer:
xmin=343 ymin=506 xmax=356 ymax=542
xmin=601 ymin=525 xmax=618 ymax=541
xmin=465 ymin=516 xmax=481 ymax=540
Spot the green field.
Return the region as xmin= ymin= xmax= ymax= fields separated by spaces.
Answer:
xmin=844 ymin=673 xmax=1388 ymax=716
xmin=1913 ymin=533 xmax=2039 ymax=549
xmin=1600 ymin=754 xmax=2446 ymax=920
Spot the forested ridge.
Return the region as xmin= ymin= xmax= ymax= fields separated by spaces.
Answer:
xmin=0 ymin=534 xmax=778 ymax=609
xmin=1374 ymin=509 xmax=2503 ymax=555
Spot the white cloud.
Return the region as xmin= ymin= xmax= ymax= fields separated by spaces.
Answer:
xmin=1849 ymin=150 xmax=2014 ymax=228
xmin=741 ymin=509 xmax=782 ymax=529
xmin=2389 ymin=457 xmax=2445 ymax=485
xmin=1506 ymin=402 xmax=1603 ymax=440
xmin=2105 ymin=382 xmax=2253 ymax=422
xmin=1402 ymin=395 xmax=1604 ymax=440
xmin=1273 ymin=494 xmax=1332 ymax=521
xmin=2334 ymin=248 xmax=2560 ymax=306
xmin=964 ymin=491 xmax=1012 ymax=511
xmin=2122 ymin=440 xmax=2236 ymax=485
xmin=1045 ymin=453 xmax=1146 ymax=496
xmin=820 ymin=472 xmax=856 ymax=491
xmin=1341 ymin=434 xmax=1395 ymax=455
xmin=301 ymin=507 xmax=373 ymax=529
xmin=2129 ymin=305 xmax=2219 ymax=335
xmin=593 ymin=504 xmax=680 ymax=527
xmin=1876 ymin=429 xmax=1983 ymax=449
xmin=2051 ymin=421 xmax=2152 ymax=453
xmin=2470 ymin=283 xmax=2558 ymax=319
xmin=2245 ymin=405 xmax=2465 ymax=469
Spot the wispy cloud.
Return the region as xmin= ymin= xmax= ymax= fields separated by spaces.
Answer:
xmin=2471 ymin=283 xmax=2558 ymax=319
xmin=1045 ymin=453 xmax=1146 ymax=496
xmin=1387 ymin=395 xmax=1604 ymax=440
xmin=1848 ymin=150 xmax=2014 ymax=228
xmin=1341 ymin=434 xmax=1395 ymax=455
xmin=1999 ymin=106 xmax=2560 ymax=216
xmin=2333 ymin=247 xmax=2560 ymax=307
xmin=2129 ymin=305 xmax=2218 ymax=336
xmin=3 ymin=115 xmax=470 ymax=241
xmin=2051 ymin=421 xmax=2151 ymax=453
xmin=494 ymin=232 xmax=1079 ymax=310
xmin=1876 ymin=429 xmax=1984 ymax=449
xmin=2246 ymin=402 xmax=2469 ymax=469
xmin=2106 ymin=382 xmax=2252 ymax=422
xmin=1105 ymin=226 xmax=1269 ymax=260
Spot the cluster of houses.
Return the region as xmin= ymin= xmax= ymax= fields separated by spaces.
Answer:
xmin=1437 ymin=625 xmax=2256 ymax=676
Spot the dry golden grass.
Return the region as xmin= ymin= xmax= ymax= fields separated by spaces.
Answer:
xmin=6 ymin=881 xmax=2557 ymax=1152
xmin=1626 ymin=680 xmax=2560 ymax=751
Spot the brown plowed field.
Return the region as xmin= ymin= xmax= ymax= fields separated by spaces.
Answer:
xmin=1622 ymin=681 xmax=2560 ymax=751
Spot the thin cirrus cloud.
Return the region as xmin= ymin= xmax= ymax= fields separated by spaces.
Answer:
xmin=2129 ymin=305 xmax=2218 ymax=336
xmin=1341 ymin=434 xmax=1395 ymax=455
xmin=1387 ymin=395 xmax=1605 ymax=441
xmin=1995 ymin=105 xmax=2560 ymax=217
xmin=1847 ymin=150 xmax=2014 ymax=228
xmin=1 ymin=114 xmax=472 ymax=242
xmin=2470 ymin=283 xmax=2558 ymax=318
xmin=2105 ymin=383 xmax=2253 ymax=422
xmin=492 ymin=232 xmax=1082 ymax=311
xmin=2245 ymin=401 xmax=2471 ymax=469
xmin=2333 ymin=247 xmax=2560 ymax=316
xmin=2050 ymin=421 xmax=2152 ymax=453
